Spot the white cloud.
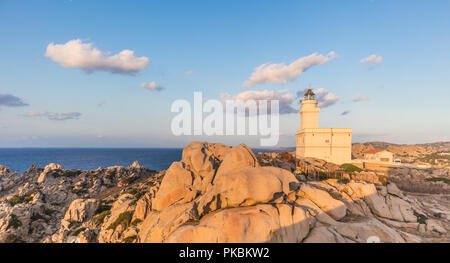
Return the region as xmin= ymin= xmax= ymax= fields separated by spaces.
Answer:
xmin=220 ymin=89 xmax=297 ymax=114
xmin=353 ymin=95 xmax=370 ymax=102
xmin=360 ymin=54 xmax=383 ymax=65
xmin=243 ymin=51 xmax=337 ymax=88
xmin=45 ymin=39 xmax=149 ymax=74
xmin=141 ymin=81 xmax=165 ymax=91
xmin=297 ymin=87 xmax=341 ymax=108
xmin=24 ymin=111 xmax=81 ymax=121
xmin=24 ymin=111 xmax=48 ymax=117
xmin=185 ymin=70 xmax=194 ymax=76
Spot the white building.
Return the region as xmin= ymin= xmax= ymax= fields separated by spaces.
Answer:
xmin=296 ymin=89 xmax=352 ymax=164
xmin=364 ymin=149 xmax=394 ymax=163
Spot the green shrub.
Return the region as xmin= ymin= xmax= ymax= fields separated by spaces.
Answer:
xmin=6 ymin=190 xmax=37 ymax=206
xmin=107 ymin=211 xmax=133 ymax=231
xmin=340 ymin=163 xmax=363 ymax=173
xmin=93 ymin=210 xmax=111 ymax=226
xmin=425 ymin=177 xmax=450 ymax=184
xmin=7 ymin=214 xmax=22 ymax=230
xmin=414 ymin=211 xmax=428 ymax=224
xmin=127 ymin=188 xmax=145 ymax=199
xmin=6 ymin=195 xmax=25 ymax=206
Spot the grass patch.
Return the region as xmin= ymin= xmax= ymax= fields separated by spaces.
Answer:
xmin=340 ymin=163 xmax=363 ymax=173
xmin=93 ymin=210 xmax=111 ymax=226
xmin=107 ymin=211 xmax=133 ymax=231
xmin=425 ymin=177 xmax=450 ymax=184
xmin=6 ymin=190 xmax=38 ymax=206
xmin=7 ymin=214 xmax=22 ymax=230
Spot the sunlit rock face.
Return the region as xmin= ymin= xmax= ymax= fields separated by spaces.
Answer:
xmin=0 ymin=142 xmax=448 ymax=243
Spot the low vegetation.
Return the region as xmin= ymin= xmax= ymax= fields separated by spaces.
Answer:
xmin=30 ymin=213 xmax=46 ymax=222
xmin=414 ymin=211 xmax=428 ymax=224
xmin=107 ymin=211 xmax=133 ymax=231
xmin=93 ymin=210 xmax=111 ymax=226
xmin=7 ymin=214 xmax=22 ymax=230
xmin=6 ymin=190 xmax=38 ymax=206
xmin=50 ymin=169 xmax=82 ymax=178
xmin=68 ymin=227 xmax=86 ymax=237
xmin=127 ymin=188 xmax=145 ymax=199
xmin=340 ymin=163 xmax=363 ymax=173
xmin=424 ymin=177 xmax=450 ymax=184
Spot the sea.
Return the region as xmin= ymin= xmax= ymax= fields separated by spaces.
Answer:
xmin=0 ymin=148 xmax=281 ymax=174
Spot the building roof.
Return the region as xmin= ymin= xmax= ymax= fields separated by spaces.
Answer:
xmin=304 ymin=89 xmax=315 ymax=97
xmin=364 ymin=149 xmax=384 ymax=154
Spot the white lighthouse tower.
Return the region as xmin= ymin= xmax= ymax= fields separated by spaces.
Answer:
xmin=296 ymin=89 xmax=352 ymax=164
xmin=299 ymin=89 xmax=320 ymax=129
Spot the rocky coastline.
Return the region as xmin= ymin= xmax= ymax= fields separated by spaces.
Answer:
xmin=0 ymin=142 xmax=448 ymax=243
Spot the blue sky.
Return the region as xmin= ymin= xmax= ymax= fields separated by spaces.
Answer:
xmin=0 ymin=0 xmax=449 ymax=147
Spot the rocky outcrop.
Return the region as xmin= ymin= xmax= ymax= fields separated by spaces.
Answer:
xmin=1 ymin=142 xmax=449 ymax=243
xmin=0 ymin=161 xmax=158 ymax=243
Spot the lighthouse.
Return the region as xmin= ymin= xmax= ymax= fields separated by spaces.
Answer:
xmin=296 ymin=89 xmax=352 ymax=164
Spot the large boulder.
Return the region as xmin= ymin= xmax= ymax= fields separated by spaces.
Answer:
xmin=181 ymin=142 xmax=223 ymax=190
xmin=386 ymin=196 xmax=416 ymax=222
xmin=151 ymin=162 xmax=196 ymax=211
xmin=334 ymin=217 xmax=405 ymax=243
xmin=297 ymin=184 xmax=347 ymax=220
xmin=197 ymin=167 xmax=299 ymax=216
xmin=139 ymin=202 xmax=198 ymax=243
xmin=215 ymin=144 xmax=259 ymax=178
xmin=63 ymin=199 xmax=99 ymax=223
xmin=37 ymin=163 xmax=64 ymax=184
xmin=166 ymin=204 xmax=313 ymax=243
